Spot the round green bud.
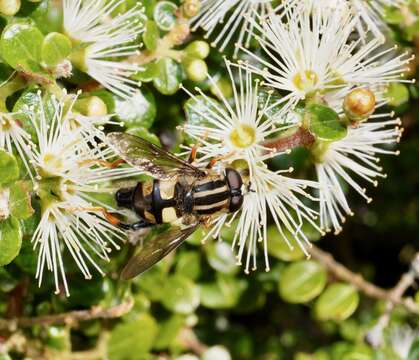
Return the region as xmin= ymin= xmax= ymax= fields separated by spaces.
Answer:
xmin=343 ymin=88 xmax=376 ymax=122
xmin=182 ymin=0 xmax=201 ymax=18
xmin=210 ymin=77 xmax=233 ymax=99
xmin=185 ymin=59 xmax=208 ymax=83
xmin=0 ymin=0 xmax=21 ymax=16
xmin=185 ymin=40 xmax=210 ymax=59
xmin=74 ymin=96 xmax=108 ymax=117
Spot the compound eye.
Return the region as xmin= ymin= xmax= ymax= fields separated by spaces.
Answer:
xmin=226 ymin=168 xmax=243 ymax=191
xmin=229 ymin=195 xmax=244 ymax=212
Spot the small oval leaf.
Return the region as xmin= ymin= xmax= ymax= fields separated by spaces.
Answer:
xmin=308 ymin=104 xmax=347 ymax=142
xmin=314 ymin=283 xmax=359 ymax=321
xmin=0 ymin=21 xmax=44 ymax=69
xmin=161 ymin=275 xmax=200 ymax=314
xmin=153 ymin=58 xmax=182 ymax=95
xmin=0 ymin=217 xmax=22 ymax=266
xmin=41 ymin=32 xmax=72 ymax=67
xmin=0 ymin=150 xmax=19 ymax=185
xmin=279 ymin=260 xmax=327 ymax=304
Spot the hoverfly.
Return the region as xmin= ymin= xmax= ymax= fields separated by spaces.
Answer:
xmin=106 ymin=132 xmax=245 ymax=279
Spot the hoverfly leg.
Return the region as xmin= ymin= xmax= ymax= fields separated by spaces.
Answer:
xmin=188 ymin=144 xmax=198 ymax=164
xmin=206 ymin=151 xmax=236 ymax=169
xmin=130 ymin=219 xmax=154 ymax=230
xmin=188 ymin=130 xmax=209 ymax=164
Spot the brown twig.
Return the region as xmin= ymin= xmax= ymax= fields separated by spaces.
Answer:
xmin=262 ymin=127 xmax=315 ymax=153
xmin=310 ymin=245 xmax=419 ymax=314
xmin=0 ymin=298 xmax=134 ymax=331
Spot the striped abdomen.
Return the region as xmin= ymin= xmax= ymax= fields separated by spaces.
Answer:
xmin=192 ymin=178 xmax=230 ymax=215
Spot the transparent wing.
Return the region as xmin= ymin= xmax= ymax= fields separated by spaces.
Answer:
xmin=120 ymin=224 xmax=199 ymax=279
xmin=107 ymin=132 xmax=205 ymax=179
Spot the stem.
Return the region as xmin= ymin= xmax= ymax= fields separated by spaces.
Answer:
xmin=262 ymin=127 xmax=315 ymax=153
xmin=0 ymin=298 xmax=134 ymax=330
xmin=129 ymin=17 xmax=190 ymax=66
xmin=310 ymin=245 xmax=419 ymax=314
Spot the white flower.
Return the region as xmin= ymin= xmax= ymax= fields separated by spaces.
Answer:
xmin=191 ymin=0 xmax=274 ymax=57
xmin=240 ymin=7 xmax=412 ymax=115
xmin=63 ymin=0 xmax=145 ymax=99
xmin=25 ymin=94 xmax=136 ymax=296
xmin=182 ymin=61 xmax=321 ymax=272
xmin=182 ymin=59 xmax=289 ymax=165
xmin=0 ymin=111 xmax=34 ymax=180
xmin=276 ymin=0 xmax=406 ymax=41
xmin=314 ymin=117 xmax=402 ymax=234
xmin=390 ymin=325 xmax=419 ymax=359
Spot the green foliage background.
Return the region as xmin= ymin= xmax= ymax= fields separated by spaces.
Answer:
xmin=0 ymin=1 xmax=418 ymax=359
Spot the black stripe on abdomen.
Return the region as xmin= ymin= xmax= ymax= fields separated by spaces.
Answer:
xmin=193 ymin=190 xmax=230 ymax=206
xmin=194 ymin=180 xmax=226 ymax=193
xmin=195 ymin=205 xmax=226 ymax=215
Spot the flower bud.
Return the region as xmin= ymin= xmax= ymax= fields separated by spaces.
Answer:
xmin=74 ymin=96 xmax=107 ymax=117
xmin=185 ymin=58 xmax=208 ymax=82
xmin=0 ymin=0 xmax=21 ymax=16
xmin=182 ymin=0 xmax=201 ymax=18
xmin=185 ymin=41 xmax=210 ymax=59
xmin=343 ymin=88 xmax=376 ymax=122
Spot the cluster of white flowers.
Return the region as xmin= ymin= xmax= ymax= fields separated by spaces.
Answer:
xmin=184 ymin=0 xmax=413 ymax=271
xmin=63 ymin=0 xmax=145 ymax=99
xmin=0 ymin=0 xmax=413 ymax=291
xmin=1 ymin=91 xmax=138 ymax=296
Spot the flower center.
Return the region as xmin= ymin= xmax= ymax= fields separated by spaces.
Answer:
xmin=42 ymin=153 xmax=64 ymax=176
xmin=229 ymin=124 xmax=257 ymax=149
xmin=293 ymin=70 xmax=319 ymax=92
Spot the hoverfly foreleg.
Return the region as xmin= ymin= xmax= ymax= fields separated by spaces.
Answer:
xmin=206 ymin=151 xmax=236 ymax=169
xmin=130 ymin=219 xmax=154 ymax=230
xmin=188 ymin=144 xmax=198 ymax=164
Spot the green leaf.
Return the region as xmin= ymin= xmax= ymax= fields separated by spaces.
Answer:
xmin=153 ymin=58 xmax=182 ymax=95
xmin=30 ymin=0 xmax=63 ymax=34
xmin=154 ymin=315 xmax=185 ymax=350
xmin=267 ymin=226 xmax=305 ymax=262
xmin=308 ymin=104 xmax=347 ymax=142
xmin=314 ymin=283 xmax=359 ymax=321
xmin=183 ymin=95 xmax=221 ymax=143
xmin=386 ymin=83 xmax=410 ymax=107
xmin=408 ymin=340 xmax=419 ymax=360
xmin=115 ymin=89 xmax=156 ymax=129
xmin=0 ymin=150 xmax=19 ymax=185
xmin=133 ymin=61 xmax=159 ymax=83
xmin=0 ymin=217 xmax=22 ymax=266
xmin=279 ymin=260 xmax=327 ymax=304
xmin=41 ymin=32 xmax=72 ymax=67
xmin=9 ymin=181 xmax=34 ymax=220
xmin=206 ymin=242 xmax=239 ymax=275
xmin=176 ymin=251 xmax=201 ymax=280
xmin=200 ymin=275 xmax=245 ymax=309
xmin=153 ymin=1 xmax=177 ymax=31
xmin=161 ymin=275 xmax=200 ymax=314
xmin=0 ymin=21 xmax=44 ymax=69
xmin=15 ymin=238 xmax=38 ymax=274
xmin=45 ymin=326 xmax=70 ymax=351
xmin=137 ymin=268 xmax=167 ymax=301
xmin=107 ymin=314 xmax=158 ymax=360
xmin=143 ymin=20 xmax=159 ymax=51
